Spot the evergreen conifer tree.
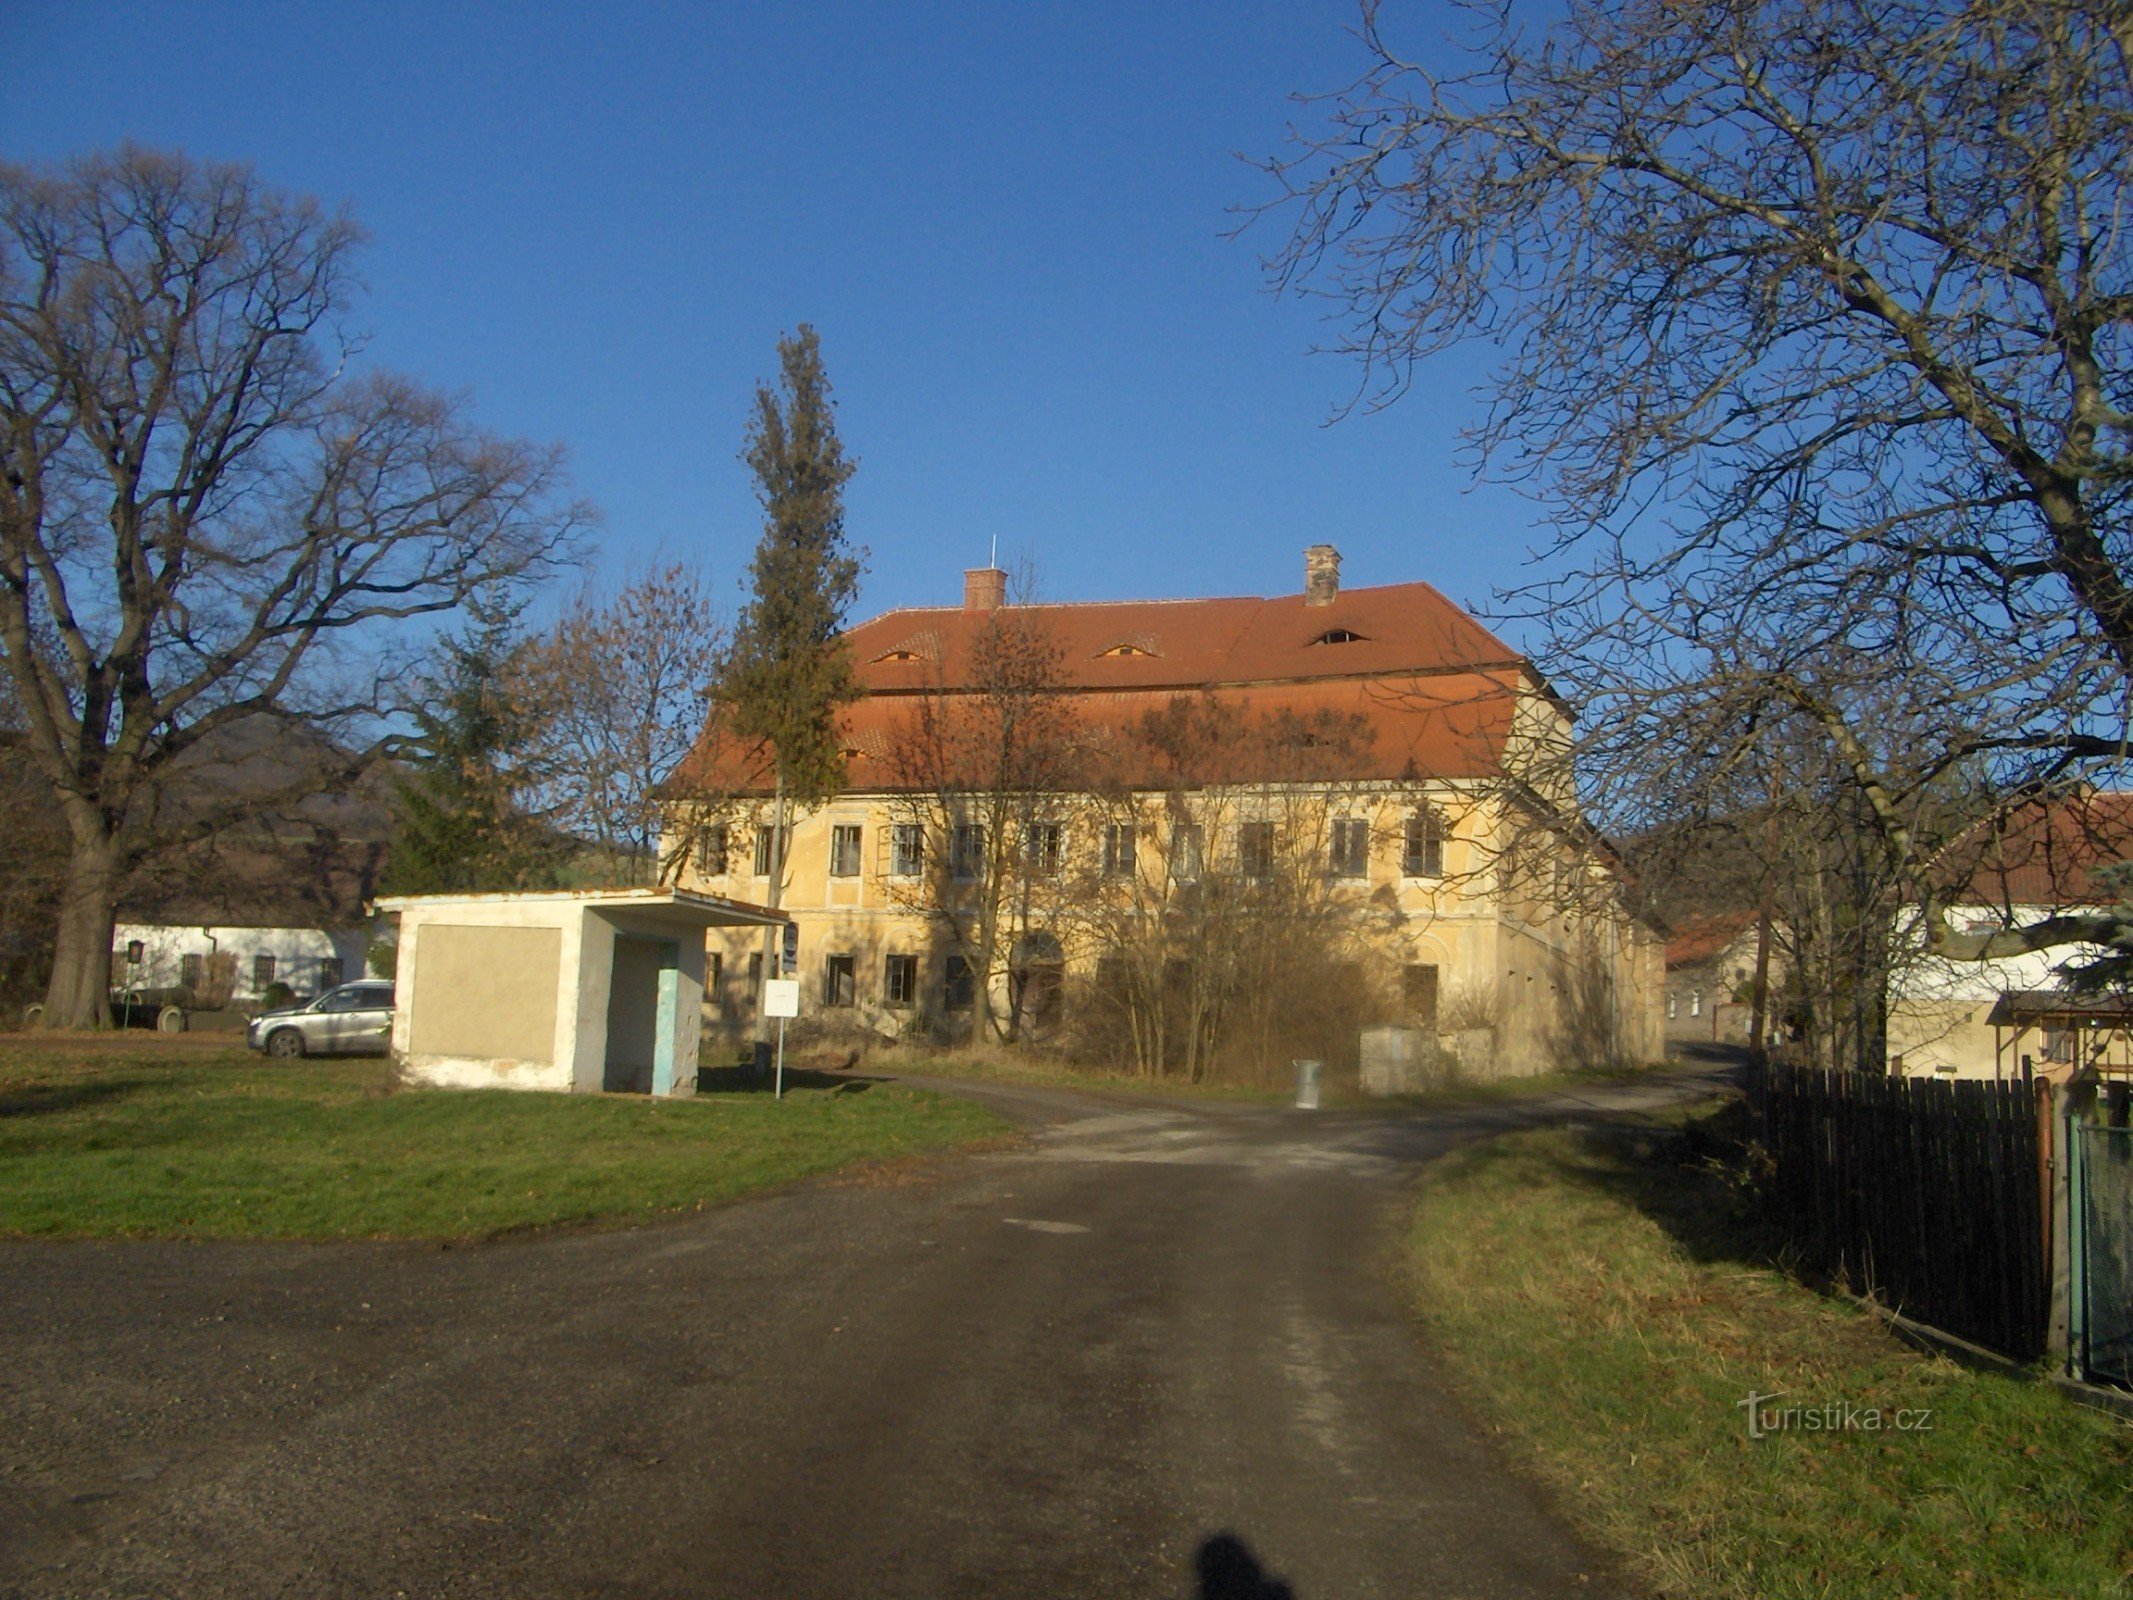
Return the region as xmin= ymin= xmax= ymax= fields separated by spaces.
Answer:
xmin=722 ymin=325 xmax=863 ymax=801
xmin=717 ymin=326 xmax=863 ymax=1064
xmin=381 ymin=614 xmax=559 ymax=894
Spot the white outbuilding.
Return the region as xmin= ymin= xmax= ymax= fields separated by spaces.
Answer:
xmin=373 ymin=889 xmax=784 ymax=1097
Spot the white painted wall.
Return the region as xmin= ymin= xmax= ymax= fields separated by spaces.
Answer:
xmin=392 ymin=900 xmax=582 ymax=1092
xmin=386 ymin=897 xmax=715 ymax=1097
xmin=112 ymin=923 xmax=365 ymax=1002
xmin=1887 ymin=904 xmax=2109 ymax=1078
xmin=1893 ymin=904 xmax=2103 ymax=1005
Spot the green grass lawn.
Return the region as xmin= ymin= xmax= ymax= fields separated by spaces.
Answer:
xmin=0 ymin=1040 xmax=1009 ymax=1240
xmin=1410 ymin=1109 xmax=2133 ymax=1599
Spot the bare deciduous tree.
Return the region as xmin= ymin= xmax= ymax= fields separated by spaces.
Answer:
xmin=1260 ymin=1 xmax=2133 ymax=970
xmin=0 ymin=148 xmax=583 ymax=1025
xmin=1070 ymin=694 xmax=1384 ymax=1083
xmin=515 ymin=561 xmax=726 ymax=883
xmin=884 ymin=594 xmax=1078 ymax=1044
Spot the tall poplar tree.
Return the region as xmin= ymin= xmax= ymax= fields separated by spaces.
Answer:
xmin=718 ymin=325 xmax=862 ymax=1064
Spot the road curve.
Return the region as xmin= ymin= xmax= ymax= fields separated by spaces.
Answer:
xmin=0 ymin=1067 xmax=1728 ymax=1599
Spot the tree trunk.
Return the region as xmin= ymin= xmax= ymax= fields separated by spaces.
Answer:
xmin=43 ymin=831 xmax=121 ymax=1029
xmin=752 ymin=776 xmax=787 ymax=1076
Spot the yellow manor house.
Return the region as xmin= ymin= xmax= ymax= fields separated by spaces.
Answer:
xmin=662 ymin=547 xmax=1664 ymax=1082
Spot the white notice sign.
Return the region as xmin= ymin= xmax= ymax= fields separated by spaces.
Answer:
xmin=762 ymin=978 xmax=800 ymax=1019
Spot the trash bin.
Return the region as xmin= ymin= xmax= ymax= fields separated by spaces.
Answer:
xmin=1293 ymin=1058 xmax=1322 ymax=1110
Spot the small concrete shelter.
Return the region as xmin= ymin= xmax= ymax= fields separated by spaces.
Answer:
xmin=375 ymin=889 xmax=783 ymax=1096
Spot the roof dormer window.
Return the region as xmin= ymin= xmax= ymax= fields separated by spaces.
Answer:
xmin=1312 ymin=628 xmax=1368 ymax=645
xmin=871 ymin=631 xmax=942 ymax=665
xmin=1097 ymin=633 xmax=1162 ymax=659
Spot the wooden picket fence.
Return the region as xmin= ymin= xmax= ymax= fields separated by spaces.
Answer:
xmin=1754 ymin=1063 xmax=2048 ymax=1362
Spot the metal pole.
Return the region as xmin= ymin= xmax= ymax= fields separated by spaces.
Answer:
xmin=775 ymin=1015 xmax=787 ymax=1101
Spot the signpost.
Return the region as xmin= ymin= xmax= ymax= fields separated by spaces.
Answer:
xmin=763 ymin=976 xmax=800 ymax=1099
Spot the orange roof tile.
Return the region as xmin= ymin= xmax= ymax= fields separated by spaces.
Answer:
xmin=1666 ymin=909 xmax=1760 ymax=969
xmin=1934 ymin=791 xmax=2133 ymax=908
xmin=846 ymin=580 xmax=1525 ymax=693
xmin=665 ymin=578 xmax=1545 ymax=798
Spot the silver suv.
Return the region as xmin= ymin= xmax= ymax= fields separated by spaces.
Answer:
xmin=247 ymin=980 xmax=396 ymax=1058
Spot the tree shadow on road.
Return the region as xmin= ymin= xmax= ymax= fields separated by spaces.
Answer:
xmin=1195 ymin=1532 xmax=1297 ymax=1599
xmin=694 ymin=1064 xmax=888 ymax=1097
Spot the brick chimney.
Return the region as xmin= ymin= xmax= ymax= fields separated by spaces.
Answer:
xmin=964 ymin=566 xmax=1007 ymax=611
xmin=1304 ymin=544 xmax=1341 ymax=606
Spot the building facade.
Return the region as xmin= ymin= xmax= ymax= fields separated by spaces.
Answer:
xmin=663 ymin=549 xmax=1665 ymax=1079
xmin=1886 ymin=792 xmax=2133 ymax=1080
xmin=1664 ymin=910 xmax=1784 ymax=1046
xmin=112 ymin=921 xmax=366 ymax=1007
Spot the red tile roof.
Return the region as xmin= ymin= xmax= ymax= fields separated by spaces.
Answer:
xmin=665 ymin=578 xmax=1547 ymax=797
xmin=1933 ymin=791 xmax=2133 ymax=908
xmin=846 ymin=580 xmax=1524 ymax=692
xmin=1666 ymin=909 xmax=1760 ymax=969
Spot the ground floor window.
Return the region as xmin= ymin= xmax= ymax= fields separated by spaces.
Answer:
xmin=317 ymin=957 xmax=342 ymax=990
xmin=1403 ymin=963 xmax=1439 ymax=1027
xmin=884 ymin=953 xmax=917 ymax=1007
xmin=253 ymin=953 xmax=277 ymax=991
xmin=180 ymin=953 xmax=203 ymax=990
xmin=825 ymin=954 xmax=856 ymax=1007
xmin=944 ymin=955 xmax=975 ymax=1011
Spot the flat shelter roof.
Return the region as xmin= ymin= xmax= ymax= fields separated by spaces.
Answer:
xmin=1985 ymin=989 xmax=2133 ymax=1028
xmin=371 ymin=888 xmax=787 ymax=931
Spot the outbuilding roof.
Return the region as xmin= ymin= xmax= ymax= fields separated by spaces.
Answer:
xmin=1934 ymin=792 xmax=2133 ymax=909
xmin=372 ymin=888 xmax=787 ymax=930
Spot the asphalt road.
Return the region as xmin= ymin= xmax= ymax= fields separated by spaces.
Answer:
xmin=0 ymin=1067 xmax=1728 ymax=1600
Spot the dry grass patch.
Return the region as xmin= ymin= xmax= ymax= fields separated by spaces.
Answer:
xmin=1410 ymin=1113 xmax=2133 ymax=1599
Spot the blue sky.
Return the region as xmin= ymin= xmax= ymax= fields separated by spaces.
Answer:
xmin=4 ymin=2 xmax=1543 ymax=633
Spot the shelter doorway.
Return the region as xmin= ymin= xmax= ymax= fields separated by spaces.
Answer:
xmin=606 ymin=936 xmax=681 ymax=1093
